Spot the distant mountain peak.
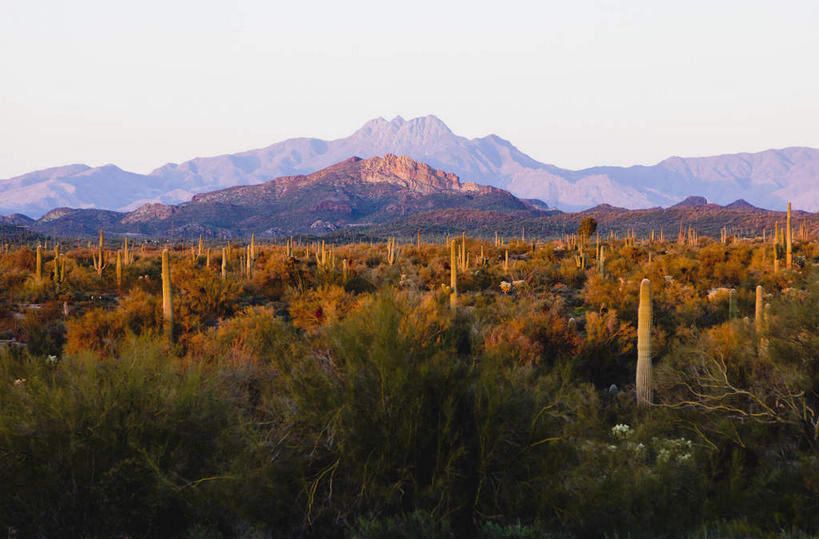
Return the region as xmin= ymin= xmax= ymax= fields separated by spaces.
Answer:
xmin=724 ymin=199 xmax=757 ymax=210
xmin=672 ymin=196 xmax=709 ymax=207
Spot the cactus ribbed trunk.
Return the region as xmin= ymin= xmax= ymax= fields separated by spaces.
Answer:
xmin=729 ymin=288 xmax=737 ymax=320
xmin=450 ymin=239 xmax=457 ymax=310
xmin=636 ymin=278 xmax=652 ymax=408
xmin=786 ymin=202 xmax=793 ymax=269
xmin=116 ymin=250 xmax=122 ymax=289
xmin=221 ymin=248 xmax=227 ymax=280
xmin=35 ymin=245 xmax=42 ymax=282
xmin=161 ymin=249 xmax=173 ymax=343
xmin=755 ymin=285 xmax=764 ymax=332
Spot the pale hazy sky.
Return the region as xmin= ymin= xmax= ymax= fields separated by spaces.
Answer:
xmin=1 ymin=0 xmax=817 ymax=178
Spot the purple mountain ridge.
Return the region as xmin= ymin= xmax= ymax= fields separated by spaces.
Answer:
xmin=1 ymin=115 xmax=817 ymax=218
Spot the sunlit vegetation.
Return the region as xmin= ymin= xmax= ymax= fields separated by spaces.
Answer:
xmin=2 ymin=219 xmax=819 ymax=537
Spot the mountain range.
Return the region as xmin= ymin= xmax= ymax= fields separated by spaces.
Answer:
xmin=2 ymin=115 xmax=818 ymax=218
xmin=28 ymin=154 xmax=548 ymax=237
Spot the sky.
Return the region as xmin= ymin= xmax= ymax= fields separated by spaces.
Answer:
xmin=1 ymin=0 xmax=817 ymax=178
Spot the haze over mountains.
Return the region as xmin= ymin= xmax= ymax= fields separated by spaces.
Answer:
xmin=2 ymin=115 xmax=818 ymax=218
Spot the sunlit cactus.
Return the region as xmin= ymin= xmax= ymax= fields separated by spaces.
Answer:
xmin=221 ymin=247 xmax=227 ymax=280
xmin=450 ymin=239 xmax=457 ymax=310
xmin=161 ymin=248 xmax=173 ymax=343
xmin=116 ymin=250 xmax=122 ymax=289
xmin=755 ymin=285 xmax=764 ymax=332
xmin=92 ymin=229 xmax=107 ymax=277
xmin=786 ymin=202 xmax=793 ymax=269
xmin=35 ymin=244 xmax=42 ymax=282
xmin=636 ymin=278 xmax=652 ymax=408
xmin=729 ymin=288 xmax=737 ymax=320
xmin=52 ymin=244 xmax=60 ymax=284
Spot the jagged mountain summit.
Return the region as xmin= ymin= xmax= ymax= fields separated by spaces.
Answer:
xmin=2 ymin=115 xmax=818 ymax=217
xmin=32 ymin=154 xmax=547 ymax=237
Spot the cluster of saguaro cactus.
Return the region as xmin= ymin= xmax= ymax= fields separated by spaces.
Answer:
xmin=52 ymin=243 xmax=65 ymax=285
xmin=636 ymin=278 xmax=652 ymax=408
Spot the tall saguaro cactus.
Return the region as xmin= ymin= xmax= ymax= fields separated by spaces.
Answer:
xmin=449 ymin=239 xmax=458 ymax=310
xmin=116 ymin=250 xmax=122 ymax=289
xmin=729 ymin=288 xmax=737 ymax=320
xmin=786 ymin=202 xmax=793 ymax=269
xmin=636 ymin=278 xmax=653 ymax=408
xmin=755 ymin=285 xmax=764 ymax=332
xmin=161 ymin=249 xmax=173 ymax=343
xmin=35 ymin=244 xmax=42 ymax=282
xmin=221 ymin=247 xmax=227 ymax=280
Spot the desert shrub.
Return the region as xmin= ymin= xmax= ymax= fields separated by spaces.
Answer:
xmin=288 ymin=284 xmax=356 ymax=329
xmin=64 ymin=307 xmax=127 ymax=357
xmin=0 ymin=340 xmax=256 ymax=537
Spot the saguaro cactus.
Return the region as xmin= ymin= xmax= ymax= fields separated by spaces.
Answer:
xmin=116 ymin=250 xmax=122 ymax=289
xmin=636 ymin=278 xmax=653 ymax=408
xmin=221 ymin=247 xmax=227 ymax=280
xmin=52 ymin=244 xmax=61 ymax=284
xmin=450 ymin=239 xmax=458 ymax=310
xmin=755 ymin=285 xmax=764 ymax=332
xmin=786 ymin=202 xmax=793 ymax=269
xmin=161 ymin=249 xmax=173 ymax=343
xmin=92 ymin=229 xmax=107 ymax=277
xmin=35 ymin=244 xmax=42 ymax=282
xmin=729 ymin=288 xmax=737 ymax=320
